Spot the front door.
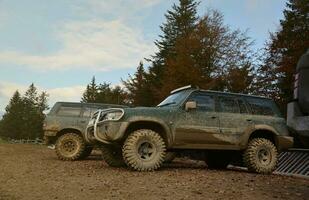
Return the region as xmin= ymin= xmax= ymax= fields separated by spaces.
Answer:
xmin=173 ymin=92 xmax=220 ymax=148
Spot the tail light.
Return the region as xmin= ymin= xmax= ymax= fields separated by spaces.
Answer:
xmin=293 ymin=73 xmax=299 ymax=100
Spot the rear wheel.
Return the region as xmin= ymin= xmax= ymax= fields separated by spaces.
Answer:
xmin=101 ymin=145 xmax=125 ymax=167
xmin=243 ymin=138 xmax=278 ymax=174
xmin=122 ymin=129 xmax=166 ymax=171
xmin=55 ymin=133 xmax=86 ymax=161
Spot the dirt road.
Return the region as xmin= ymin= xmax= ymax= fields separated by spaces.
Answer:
xmin=0 ymin=144 xmax=308 ymax=200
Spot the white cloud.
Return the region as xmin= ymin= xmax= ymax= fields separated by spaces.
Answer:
xmin=0 ymin=0 xmax=164 ymax=72
xmin=0 ymin=81 xmax=86 ymax=112
xmin=0 ymin=19 xmax=155 ymax=71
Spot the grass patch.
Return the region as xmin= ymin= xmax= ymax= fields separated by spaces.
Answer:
xmin=0 ymin=137 xmax=8 ymax=144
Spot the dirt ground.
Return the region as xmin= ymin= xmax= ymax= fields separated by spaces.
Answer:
xmin=0 ymin=144 xmax=308 ymax=200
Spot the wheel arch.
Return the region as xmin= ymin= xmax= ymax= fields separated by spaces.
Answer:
xmin=50 ymin=128 xmax=83 ymax=144
xmin=247 ymin=126 xmax=279 ymax=147
xmin=123 ymin=120 xmax=171 ymax=147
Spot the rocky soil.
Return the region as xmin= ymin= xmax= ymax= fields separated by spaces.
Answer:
xmin=0 ymin=144 xmax=308 ymax=200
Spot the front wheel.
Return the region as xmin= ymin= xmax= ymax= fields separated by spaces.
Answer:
xmin=101 ymin=145 xmax=125 ymax=167
xmin=122 ymin=129 xmax=166 ymax=171
xmin=55 ymin=133 xmax=86 ymax=161
xmin=243 ymin=138 xmax=278 ymax=174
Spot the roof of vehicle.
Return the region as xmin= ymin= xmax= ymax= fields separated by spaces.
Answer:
xmin=171 ymin=85 xmax=272 ymax=100
xmin=53 ymin=102 xmax=128 ymax=108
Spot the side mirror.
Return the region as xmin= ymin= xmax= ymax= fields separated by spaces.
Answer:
xmin=185 ymin=101 xmax=197 ymax=111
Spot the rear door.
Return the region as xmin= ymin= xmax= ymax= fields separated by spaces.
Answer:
xmin=218 ymin=96 xmax=254 ymax=147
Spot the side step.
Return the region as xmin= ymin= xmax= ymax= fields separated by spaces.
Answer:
xmin=274 ymin=148 xmax=309 ymax=178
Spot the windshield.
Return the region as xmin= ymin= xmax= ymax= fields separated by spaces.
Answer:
xmin=157 ymin=91 xmax=189 ymax=107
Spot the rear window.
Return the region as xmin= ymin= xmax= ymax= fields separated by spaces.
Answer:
xmin=57 ymin=106 xmax=81 ymax=116
xmin=245 ymin=97 xmax=279 ymax=116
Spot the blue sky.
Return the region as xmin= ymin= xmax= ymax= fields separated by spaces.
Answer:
xmin=0 ymin=0 xmax=287 ymax=112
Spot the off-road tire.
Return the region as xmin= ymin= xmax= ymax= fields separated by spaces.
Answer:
xmin=122 ymin=129 xmax=166 ymax=171
xmin=80 ymin=146 xmax=93 ymax=159
xmin=101 ymin=145 xmax=125 ymax=167
xmin=205 ymin=152 xmax=230 ymax=169
xmin=55 ymin=133 xmax=86 ymax=161
xmin=243 ymin=138 xmax=278 ymax=174
xmin=164 ymin=152 xmax=177 ymax=163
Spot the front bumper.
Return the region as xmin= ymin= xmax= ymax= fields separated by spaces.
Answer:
xmin=94 ymin=121 xmax=129 ymax=144
xmin=276 ymin=136 xmax=294 ymax=151
xmin=85 ymin=121 xmax=129 ymax=144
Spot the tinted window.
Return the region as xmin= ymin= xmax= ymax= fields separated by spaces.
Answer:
xmin=188 ymin=92 xmax=215 ymax=112
xmin=57 ymin=106 xmax=81 ymax=116
xmin=219 ymin=96 xmax=239 ymax=113
xmin=246 ymin=97 xmax=276 ymax=116
xmin=83 ymin=107 xmax=93 ymax=117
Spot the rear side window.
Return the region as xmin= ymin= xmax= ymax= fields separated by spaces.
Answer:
xmin=57 ymin=106 xmax=81 ymax=116
xmin=246 ymin=97 xmax=277 ymax=116
xmin=218 ymin=96 xmax=239 ymax=113
xmin=188 ymin=92 xmax=215 ymax=112
xmin=83 ymin=107 xmax=100 ymax=117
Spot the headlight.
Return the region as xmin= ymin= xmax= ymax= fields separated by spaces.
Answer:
xmin=100 ymin=109 xmax=124 ymax=122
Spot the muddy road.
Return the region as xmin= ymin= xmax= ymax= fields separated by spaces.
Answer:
xmin=0 ymin=144 xmax=308 ymax=200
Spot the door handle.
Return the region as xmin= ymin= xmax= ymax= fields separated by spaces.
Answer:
xmin=211 ymin=116 xmax=217 ymax=119
xmin=246 ymin=119 xmax=252 ymax=122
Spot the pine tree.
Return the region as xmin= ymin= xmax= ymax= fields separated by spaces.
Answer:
xmin=0 ymin=91 xmax=24 ymax=139
xmin=22 ymin=84 xmax=48 ymax=139
xmin=81 ymin=76 xmax=99 ymax=103
xmin=147 ymin=0 xmax=199 ymax=104
xmin=123 ymin=62 xmax=153 ymax=106
xmin=258 ymin=0 xmax=309 ymax=113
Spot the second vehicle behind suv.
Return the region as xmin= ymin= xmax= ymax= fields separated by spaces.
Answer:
xmin=86 ymin=86 xmax=293 ymax=173
xmin=44 ymin=102 xmax=127 ymax=161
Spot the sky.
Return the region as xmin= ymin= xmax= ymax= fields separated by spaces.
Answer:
xmin=0 ymin=0 xmax=287 ymax=114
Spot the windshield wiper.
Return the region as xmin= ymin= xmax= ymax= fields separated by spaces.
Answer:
xmin=157 ymin=102 xmax=176 ymax=107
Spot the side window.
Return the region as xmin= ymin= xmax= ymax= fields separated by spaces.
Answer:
xmin=82 ymin=107 xmax=92 ymax=117
xmin=219 ymin=96 xmax=239 ymax=113
xmin=188 ymin=92 xmax=215 ymax=112
xmin=57 ymin=106 xmax=81 ymax=116
xmin=246 ymin=98 xmax=275 ymax=116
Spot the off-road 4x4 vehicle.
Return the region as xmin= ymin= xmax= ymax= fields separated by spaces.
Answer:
xmin=85 ymin=86 xmax=293 ymax=173
xmin=44 ymin=102 xmax=127 ymax=161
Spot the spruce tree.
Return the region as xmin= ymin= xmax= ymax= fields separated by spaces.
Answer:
xmin=0 ymin=91 xmax=24 ymax=139
xmin=147 ymin=0 xmax=199 ymax=104
xmin=123 ymin=62 xmax=153 ymax=106
xmin=81 ymin=76 xmax=98 ymax=103
xmin=257 ymin=0 xmax=309 ymax=113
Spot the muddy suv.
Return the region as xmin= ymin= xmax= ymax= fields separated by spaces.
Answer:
xmin=44 ymin=102 xmax=127 ymax=161
xmin=85 ymin=86 xmax=293 ymax=173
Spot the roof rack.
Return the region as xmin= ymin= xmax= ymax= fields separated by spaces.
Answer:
xmin=170 ymin=85 xmax=198 ymax=94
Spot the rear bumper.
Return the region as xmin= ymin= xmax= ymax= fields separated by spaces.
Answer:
xmin=276 ymin=136 xmax=294 ymax=151
xmin=43 ymin=130 xmax=58 ymax=145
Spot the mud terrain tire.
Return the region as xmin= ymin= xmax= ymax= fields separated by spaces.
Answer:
xmin=55 ymin=133 xmax=86 ymax=161
xmin=122 ymin=129 xmax=166 ymax=171
xmin=243 ymin=138 xmax=278 ymax=174
xmin=101 ymin=145 xmax=125 ymax=167
xmin=164 ymin=152 xmax=177 ymax=163
xmin=80 ymin=146 xmax=93 ymax=159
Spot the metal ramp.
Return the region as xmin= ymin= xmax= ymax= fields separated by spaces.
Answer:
xmin=274 ymin=149 xmax=309 ymax=178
